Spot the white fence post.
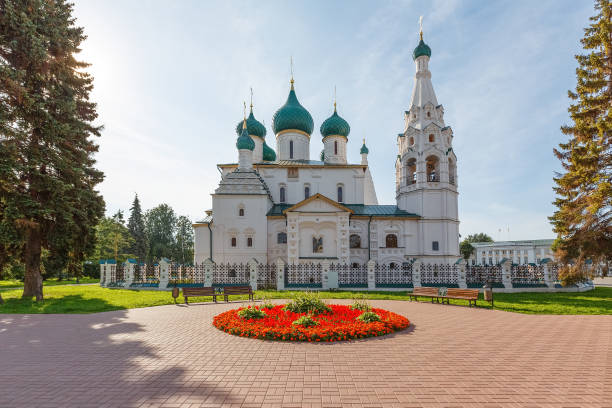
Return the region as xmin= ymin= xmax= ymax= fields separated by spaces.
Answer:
xmin=501 ymin=258 xmax=512 ymax=289
xmin=542 ymin=261 xmax=554 ymax=288
xmin=322 ymin=260 xmax=337 ymax=290
xmin=124 ymin=260 xmax=134 ymax=288
xmin=159 ymin=258 xmax=170 ymax=290
xmin=412 ymin=260 xmax=422 ymax=288
xmin=276 ymin=259 xmax=285 ymax=290
xmin=99 ymin=260 xmax=107 ymax=287
xmin=367 ymin=260 xmax=376 ymax=290
xmin=248 ymin=259 xmax=258 ymax=291
xmin=203 ymin=258 xmax=214 ymax=287
xmin=457 ymin=258 xmax=467 ymax=289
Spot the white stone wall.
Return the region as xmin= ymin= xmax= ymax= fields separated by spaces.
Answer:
xmin=323 ymin=136 xmax=347 ymax=164
xmin=252 ymin=135 xmax=264 ymax=163
xmin=193 ymin=224 xmax=211 ymax=263
xmin=276 ymin=132 xmax=310 ymax=160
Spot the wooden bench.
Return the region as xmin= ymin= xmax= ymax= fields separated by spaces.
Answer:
xmin=408 ymin=287 xmax=441 ymax=303
xmin=443 ymin=288 xmax=479 ymax=307
xmin=182 ymin=287 xmax=217 ymax=304
xmin=223 ymin=285 xmax=253 ymax=302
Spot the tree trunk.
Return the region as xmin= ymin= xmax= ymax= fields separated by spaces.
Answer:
xmin=22 ymin=225 xmax=44 ymax=301
xmin=0 ymin=294 xmax=4 ymax=305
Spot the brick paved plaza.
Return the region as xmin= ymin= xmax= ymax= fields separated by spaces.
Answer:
xmin=1 ymin=300 xmax=610 ymax=408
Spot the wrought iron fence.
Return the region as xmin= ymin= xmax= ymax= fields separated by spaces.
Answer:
xmin=334 ymin=263 xmax=368 ymax=288
xmin=131 ymin=264 xmax=160 ymax=287
xmin=169 ymin=264 xmax=204 ymax=287
xmin=285 ymin=263 xmax=322 ymax=288
xmin=257 ymin=263 xmax=277 ymax=289
xmin=421 ymin=264 xmax=459 ymax=287
xmin=465 ymin=265 xmax=503 ymax=288
xmin=374 ymin=263 xmax=413 ymax=288
xmin=213 ymin=263 xmax=250 ymax=286
xmin=511 ymin=264 xmax=546 ymax=287
xmin=107 ymin=263 xmax=125 ymax=287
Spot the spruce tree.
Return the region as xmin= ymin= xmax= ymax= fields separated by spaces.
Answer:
xmin=550 ymin=0 xmax=612 ymax=283
xmin=127 ymin=194 xmax=147 ymax=262
xmin=0 ymin=0 xmax=105 ymax=300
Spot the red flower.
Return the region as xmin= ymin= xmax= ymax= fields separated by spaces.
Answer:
xmin=212 ymin=304 xmax=410 ymax=342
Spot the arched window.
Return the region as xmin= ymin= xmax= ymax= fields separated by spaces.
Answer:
xmin=238 ymin=208 xmax=244 ymax=216
xmin=279 ymin=186 xmax=286 ymax=203
xmin=349 ymin=234 xmax=361 ymax=248
xmin=337 ymin=185 xmax=343 ymax=203
xmin=406 ymin=158 xmax=416 ymax=185
xmin=427 ymin=111 xmax=431 ymax=118
xmin=277 ymin=232 xmax=287 ymax=244
xmin=426 ymin=155 xmax=440 ymax=182
xmin=409 ymin=136 xmax=414 ymax=146
xmin=334 ymin=140 xmax=338 ymax=155
xmin=429 ymin=134 xmax=435 ymax=143
xmin=304 ymin=185 xmax=310 ymax=199
xmin=231 ymin=237 xmax=237 ymax=247
xmin=247 ymin=237 xmax=253 ymax=247
xmin=385 ymin=234 xmax=398 ymax=248
xmin=289 ymin=140 xmax=294 ymax=159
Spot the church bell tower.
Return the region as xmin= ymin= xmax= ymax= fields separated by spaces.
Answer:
xmin=396 ymin=24 xmax=459 ymax=261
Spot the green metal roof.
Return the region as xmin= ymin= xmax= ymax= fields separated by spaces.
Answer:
xmin=267 ymin=203 xmax=419 ymax=218
xmin=360 ymin=142 xmax=369 ymax=154
xmin=262 ymin=141 xmax=276 ymax=161
xmin=236 ymin=110 xmax=266 ymax=138
xmin=272 ymin=84 xmax=314 ymax=134
xmin=320 ymin=108 xmax=350 ymax=138
xmin=236 ymin=124 xmax=255 ymax=151
xmin=413 ymin=37 xmax=432 ymax=60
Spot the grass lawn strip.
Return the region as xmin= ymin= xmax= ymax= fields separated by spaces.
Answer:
xmin=0 ymin=286 xmax=610 ymax=315
xmin=0 ymin=277 xmax=99 ymax=289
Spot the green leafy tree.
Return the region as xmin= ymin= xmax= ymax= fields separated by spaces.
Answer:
xmin=550 ymin=0 xmax=612 ymax=284
xmin=174 ymin=215 xmax=194 ymax=264
xmin=460 ymin=233 xmax=494 ymax=260
xmin=0 ymin=0 xmax=105 ymax=301
xmin=145 ymin=204 xmax=177 ymax=262
xmin=127 ymin=194 xmax=147 ymax=262
xmin=92 ymin=216 xmax=133 ymax=263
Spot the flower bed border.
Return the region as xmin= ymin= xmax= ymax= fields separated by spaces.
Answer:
xmin=213 ymin=304 xmax=410 ymax=342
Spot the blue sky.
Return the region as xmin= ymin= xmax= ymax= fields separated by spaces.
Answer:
xmin=72 ymin=0 xmax=593 ymax=241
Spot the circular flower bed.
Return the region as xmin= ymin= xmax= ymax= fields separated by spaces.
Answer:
xmin=213 ymin=304 xmax=410 ymax=342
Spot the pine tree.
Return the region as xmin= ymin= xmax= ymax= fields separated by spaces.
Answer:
xmin=127 ymin=194 xmax=147 ymax=262
xmin=550 ymin=0 xmax=612 ymax=283
xmin=0 ymin=0 xmax=105 ymax=300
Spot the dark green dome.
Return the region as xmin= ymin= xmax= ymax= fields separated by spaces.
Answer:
xmin=236 ymin=122 xmax=255 ymax=151
xmin=272 ymin=83 xmax=314 ymax=135
xmin=413 ymin=37 xmax=431 ymax=60
xmin=360 ymin=142 xmax=369 ymax=154
xmin=235 ymin=110 xmax=266 ymax=138
xmin=320 ymin=107 xmax=350 ymax=138
xmin=262 ymin=141 xmax=276 ymax=161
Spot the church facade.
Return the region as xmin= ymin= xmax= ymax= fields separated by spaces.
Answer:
xmin=193 ymin=33 xmax=460 ymax=266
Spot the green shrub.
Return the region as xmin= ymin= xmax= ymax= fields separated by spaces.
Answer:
xmin=356 ymin=311 xmax=381 ymax=323
xmin=237 ymin=306 xmax=267 ymax=320
xmin=283 ymin=291 xmax=331 ymax=314
xmin=291 ymin=315 xmax=319 ymax=327
xmin=258 ymin=295 xmax=275 ymax=309
xmin=350 ymin=294 xmax=372 ymax=311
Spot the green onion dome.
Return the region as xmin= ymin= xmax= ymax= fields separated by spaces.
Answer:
xmin=413 ymin=34 xmax=431 ymax=60
xmin=272 ymin=82 xmax=314 ymax=135
xmin=235 ymin=109 xmax=266 ymax=138
xmin=320 ymin=105 xmax=350 ymax=138
xmin=360 ymin=141 xmax=369 ymax=154
xmin=262 ymin=141 xmax=276 ymax=161
xmin=236 ymin=121 xmax=255 ymax=151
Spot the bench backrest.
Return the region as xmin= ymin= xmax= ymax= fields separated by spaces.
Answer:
xmin=223 ymin=285 xmax=252 ymax=294
xmin=412 ymin=287 xmax=439 ymax=296
xmin=182 ymin=287 xmax=215 ymax=296
xmin=446 ymin=288 xmax=479 ymax=299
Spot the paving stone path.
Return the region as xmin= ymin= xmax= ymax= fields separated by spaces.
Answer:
xmin=0 ymin=300 xmax=610 ymax=408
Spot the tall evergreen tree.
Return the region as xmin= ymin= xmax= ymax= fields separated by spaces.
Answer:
xmin=174 ymin=215 xmax=194 ymax=264
xmin=127 ymin=194 xmax=147 ymax=262
xmin=0 ymin=0 xmax=105 ymax=300
xmin=550 ymin=0 xmax=612 ymax=283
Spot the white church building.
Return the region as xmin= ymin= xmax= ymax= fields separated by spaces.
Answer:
xmin=193 ymin=32 xmax=460 ymax=266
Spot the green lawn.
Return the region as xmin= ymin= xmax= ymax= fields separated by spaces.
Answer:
xmin=0 ymin=285 xmax=610 ymax=315
xmin=0 ymin=277 xmax=99 ymax=288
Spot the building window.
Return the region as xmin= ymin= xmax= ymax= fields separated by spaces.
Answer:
xmin=289 ymin=140 xmax=294 ymax=159
xmin=231 ymin=237 xmax=237 ymax=247
xmin=280 ymin=187 xmax=286 ymax=203
xmin=432 ymin=241 xmax=439 ymax=251
xmin=350 ymin=234 xmax=361 ymax=248
xmin=304 ymin=186 xmax=310 ymax=199
xmin=489 ymin=257 xmax=493 ymax=265
xmin=429 ymin=134 xmax=434 ymax=143
xmin=389 ymin=262 xmax=398 ymax=270
xmin=352 ymin=262 xmax=360 ymax=268
xmin=238 ymin=208 xmax=244 ymax=216
xmin=427 ymin=111 xmax=431 ymax=118
xmin=247 ymin=237 xmax=253 ymax=247
xmin=409 ymin=136 xmax=414 ymax=146
xmin=524 ymin=257 xmax=528 ymax=264
xmin=334 ymin=140 xmax=338 ymax=155
xmin=277 ymin=232 xmax=287 ymax=244
xmin=385 ymin=234 xmax=398 ymax=248
xmin=337 ymin=186 xmax=343 ymax=203
xmin=313 ymin=236 xmax=323 ymax=253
